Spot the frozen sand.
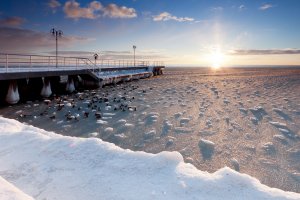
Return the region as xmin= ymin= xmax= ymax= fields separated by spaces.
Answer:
xmin=0 ymin=116 xmax=300 ymax=200
xmin=1 ymin=67 xmax=300 ymax=192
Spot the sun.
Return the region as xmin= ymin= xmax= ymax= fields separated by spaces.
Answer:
xmin=209 ymin=50 xmax=225 ymax=70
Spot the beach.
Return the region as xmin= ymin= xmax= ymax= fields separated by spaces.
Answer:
xmin=1 ymin=67 xmax=300 ymax=193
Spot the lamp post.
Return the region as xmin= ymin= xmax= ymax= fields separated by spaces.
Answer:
xmin=51 ymin=28 xmax=63 ymax=68
xmin=133 ymin=45 xmax=136 ymax=67
xmin=94 ymin=53 xmax=99 ymax=65
xmin=93 ymin=53 xmax=99 ymax=72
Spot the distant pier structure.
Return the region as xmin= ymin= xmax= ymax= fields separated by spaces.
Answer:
xmin=0 ymin=53 xmax=165 ymax=105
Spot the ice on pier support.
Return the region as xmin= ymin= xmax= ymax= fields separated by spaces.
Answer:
xmin=66 ymin=76 xmax=75 ymax=93
xmin=5 ymin=80 xmax=20 ymax=104
xmin=40 ymin=77 xmax=52 ymax=98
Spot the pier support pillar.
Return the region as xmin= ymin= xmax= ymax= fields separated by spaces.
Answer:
xmin=28 ymin=77 xmax=43 ymax=100
xmin=5 ymin=80 xmax=20 ymax=104
xmin=0 ymin=80 xmax=9 ymax=105
xmin=17 ymin=79 xmax=29 ymax=102
xmin=79 ymin=74 xmax=100 ymax=88
xmin=40 ymin=77 xmax=52 ymax=98
xmin=66 ymin=76 xmax=75 ymax=93
xmin=49 ymin=76 xmax=61 ymax=95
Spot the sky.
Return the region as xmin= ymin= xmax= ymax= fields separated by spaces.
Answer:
xmin=0 ymin=0 xmax=300 ymax=66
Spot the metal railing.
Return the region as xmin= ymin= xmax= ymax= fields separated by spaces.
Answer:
xmin=0 ymin=53 xmax=165 ymax=73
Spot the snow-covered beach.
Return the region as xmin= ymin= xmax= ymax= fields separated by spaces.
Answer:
xmin=1 ymin=67 xmax=300 ymax=199
xmin=0 ymin=116 xmax=300 ymax=200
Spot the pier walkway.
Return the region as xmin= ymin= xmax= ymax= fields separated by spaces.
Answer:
xmin=0 ymin=53 xmax=164 ymax=80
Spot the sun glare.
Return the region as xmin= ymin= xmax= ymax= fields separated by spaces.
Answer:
xmin=210 ymin=50 xmax=225 ymax=69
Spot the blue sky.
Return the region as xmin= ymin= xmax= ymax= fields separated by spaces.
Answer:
xmin=0 ymin=0 xmax=300 ymax=66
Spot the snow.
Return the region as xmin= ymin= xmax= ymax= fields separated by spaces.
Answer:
xmin=0 ymin=116 xmax=300 ymax=200
xmin=97 ymin=69 xmax=153 ymax=85
xmin=0 ymin=176 xmax=34 ymax=200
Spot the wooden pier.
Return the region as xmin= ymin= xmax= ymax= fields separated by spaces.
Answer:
xmin=0 ymin=53 xmax=165 ymax=105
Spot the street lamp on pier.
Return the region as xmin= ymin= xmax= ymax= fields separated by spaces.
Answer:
xmin=94 ymin=53 xmax=99 ymax=65
xmin=51 ymin=28 xmax=63 ymax=68
xmin=133 ymin=45 xmax=136 ymax=67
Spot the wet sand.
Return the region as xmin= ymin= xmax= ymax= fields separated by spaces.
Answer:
xmin=1 ymin=67 xmax=300 ymax=193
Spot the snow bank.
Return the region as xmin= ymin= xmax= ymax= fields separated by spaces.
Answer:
xmin=0 ymin=116 xmax=299 ymax=200
xmin=0 ymin=176 xmax=34 ymax=200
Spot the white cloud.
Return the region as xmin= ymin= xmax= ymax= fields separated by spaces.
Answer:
xmin=153 ymin=12 xmax=194 ymax=22
xmin=102 ymin=4 xmax=137 ymax=18
xmin=63 ymin=0 xmax=137 ymax=20
xmin=259 ymin=4 xmax=273 ymax=10
xmin=64 ymin=0 xmax=102 ymax=19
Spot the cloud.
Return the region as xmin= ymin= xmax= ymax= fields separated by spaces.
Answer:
xmin=153 ymin=12 xmax=194 ymax=22
xmin=0 ymin=16 xmax=25 ymax=27
xmin=0 ymin=27 xmax=89 ymax=53
xmin=259 ymin=4 xmax=273 ymax=10
xmin=48 ymin=0 xmax=61 ymax=9
xmin=229 ymin=49 xmax=300 ymax=55
xmin=48 ymin=0 xmax=61 ymax=13
xmin=238 ymin=5 xmax=246 ymax=11
xmin=102 ymin=4 xmax=137 ymax=18
xmin=64 ymin=0 xmax=102 ymax=19
xmin=63 ymin=0 xmax=136 ymax=20
xmin=211 ymin=7 xmax=223 ymax=12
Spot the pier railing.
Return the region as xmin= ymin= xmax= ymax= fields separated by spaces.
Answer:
xmin=0 ymin=53 xmax=165 ymax=73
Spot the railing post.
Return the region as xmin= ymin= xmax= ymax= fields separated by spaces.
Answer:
xmin=48 ymin=56 xmax=50 ymax=68
xmin=5 ymin=54 xmax=8 ymax=72
xmin=64 ymin=57 xmax=65 ymax=68
xmin=30 ymin=56 xmax=32 ymax=68
xmin=92 ymin=59 xmax=95 ymax=72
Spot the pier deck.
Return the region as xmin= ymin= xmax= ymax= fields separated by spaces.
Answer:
xmin=0 ymin=53 xmax=165 ymax=104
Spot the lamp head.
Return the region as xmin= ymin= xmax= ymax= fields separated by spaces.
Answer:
xmin=50 ymin=28 xmax=55 ymax=35
xmin=58 ymin=30 xmax=63 ymax=37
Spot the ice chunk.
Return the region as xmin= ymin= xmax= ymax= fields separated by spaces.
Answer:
xmin=198 ymin=139 xmax=215 ymax=160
